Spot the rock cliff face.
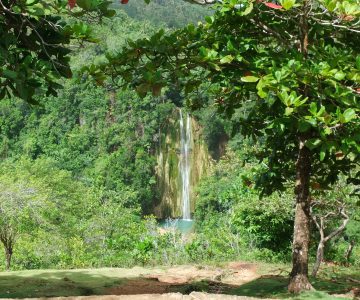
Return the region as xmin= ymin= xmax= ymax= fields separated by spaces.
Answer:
xmin=153 ymin=108 xmax=211 ymax=218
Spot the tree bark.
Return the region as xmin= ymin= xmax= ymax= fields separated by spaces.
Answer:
xmin=5 ymin=247 xmax=12 ymax=271
xmin=344 ymin=239 xmax=355 ymax=264
xmin=311 ymin=205 xmax=349 ymax=277
xmin=312 ymin=242 xmax=324 ymax=277
xmin=288 ymin=136 xmax=313 ymax=293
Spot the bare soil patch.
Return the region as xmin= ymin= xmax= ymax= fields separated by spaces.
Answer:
xmin=105 ymin=262 xmax=260 ymax=296
xmin=106 ymin=278 xmax=187 ymax=295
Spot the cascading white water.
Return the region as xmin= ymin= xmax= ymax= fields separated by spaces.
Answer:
xmin=179 ymin=109 xmax=191 ymax=220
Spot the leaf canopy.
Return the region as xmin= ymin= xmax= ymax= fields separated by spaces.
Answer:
xmin=84 ymin=0 xmax=360 ymax=193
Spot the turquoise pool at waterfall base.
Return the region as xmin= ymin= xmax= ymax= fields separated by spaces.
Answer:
xmin=159 ymin=219 xmax=195 ymax=234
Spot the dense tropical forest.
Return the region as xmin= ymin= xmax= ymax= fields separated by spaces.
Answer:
xmin=0 ymin=0 xmax=359 ymax=298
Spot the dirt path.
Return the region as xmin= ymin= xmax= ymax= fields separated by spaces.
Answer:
xmin=107 ymin=262 xmax=260 ymax=295
xmin=105 ymin=262 xmax=259 ymax=296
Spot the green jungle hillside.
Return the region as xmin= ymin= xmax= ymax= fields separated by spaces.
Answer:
xmin=0 ymin=0 xmax=359 ymax=299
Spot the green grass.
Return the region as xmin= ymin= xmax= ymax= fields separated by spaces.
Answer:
xmin=228 ymin=275 xmax=355 ymax=299
xmin=291 ymin=291 xmax=350 ymax=300
xmin=0 ymin=268 xmax=148 ymax=298
xmin=0 ymin=264 xmax=358 ymax=299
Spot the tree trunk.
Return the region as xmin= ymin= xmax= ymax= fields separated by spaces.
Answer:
xmin=312 ymin=241 xmax=324 ymax=277
xmin=5 ymin=247 xmax=12 ymax=271
xmin=344 ymin=240 xmax=355 ymax=263
xmin=288 ymin=136 xmax=313 ymax=293
xmin=311 ymin=205 xmax=348 ymax=276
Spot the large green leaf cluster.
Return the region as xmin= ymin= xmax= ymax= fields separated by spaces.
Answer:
xmin=88 ymin=0 xmax=360 ymax=195
xmin=0 ymin=0 xmax=115 ymax=103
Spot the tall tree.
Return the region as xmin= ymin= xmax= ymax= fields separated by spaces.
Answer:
xmin=0 ymin=171 xmax=45 ymax=270
xmin=85 ymin=0 xmax=360 ymax=292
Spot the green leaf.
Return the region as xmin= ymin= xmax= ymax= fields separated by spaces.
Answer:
xmin=207 ymin=49 xmax=218 ymax=59
xmin=199 ymin=46 xmax=208 ymax=58
xmin=305 ymin=117 xmax=317 ymax=127
xmin=325 ymin=0 xmax=337 ymax=11
xmin=227 ymin=40 xmax=235 ymax=51
xmin=2 ymin=69 xmax=17 ymax=79
xmin=343 ymin=108 xmax=356 ymax=123
xmin=274 ymin=71 xmax=281 ymax=82
xmin=220 ymin=55 xmax=234 ymax=64
xmin=324 ymin=127 xmax=332 ymax=135
xmin=241 ymin=2 xmax=254 ymax=15
xmin=281 ymin=0 xmax=296 ymax=10
xmin=316 ymin=105 xmax=326 ymax=117
xmin=320 ymin=150 xmax=326 ymax=161
xmin=309 ymin=102 xmax=317 ymax=115
xmin=76 ymin=0 xmax=95 ymax=10
xmin=241 ymin=76 xmax=259 ymax=83
xmin=334 ymin=71 xmax=346 ymax=81
xmin=258 ymin=89 xmax=267 ymax=98
xmin=285 ymin=107 xmax=294 ymax=116
xmin=26 ymin=0 xmax=38 ymax=5
xmin=205 ymin=15 xmax=214 ymax=24
xmin=320 ymin=144 xmax=327 ymax=161
xmin=305 ymin=138 xmax=322 ymax=150
xmin=298 ymin=120 xmax=311 ymax=132
xmin=209 ymin=62 xmax=221 ymax=71
xmin=356 ymin=56 xmax=360 ymax=70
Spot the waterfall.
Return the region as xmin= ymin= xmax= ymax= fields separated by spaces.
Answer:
xmin=154 ymin=107 xmax=210 ymax=219
xmin=179 ymin=109 xmax=191 ymax=220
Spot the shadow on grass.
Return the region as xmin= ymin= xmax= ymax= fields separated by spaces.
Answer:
xmin=188 ymin=274 xmax=358 ymax=299
xmin=0 ymin=270 xmax=125 ymax=298
xmin=228 ymin=275 xmax=289 ymax=298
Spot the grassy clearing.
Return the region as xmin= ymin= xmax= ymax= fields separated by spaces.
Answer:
xmin=0 ymin=267 xmax=156 ymax=298
xmin=0 ymin=264 xmax=358 ymax=299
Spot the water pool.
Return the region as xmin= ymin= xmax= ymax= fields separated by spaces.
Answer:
xmin=158 ymin=219 xmax=195 ymax=234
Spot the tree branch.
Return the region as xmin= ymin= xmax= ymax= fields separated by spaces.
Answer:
xmin=324 ymin=208 xmax=349 ymax=242
xmin=184 ymin=0 xmax=217 ymax=4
